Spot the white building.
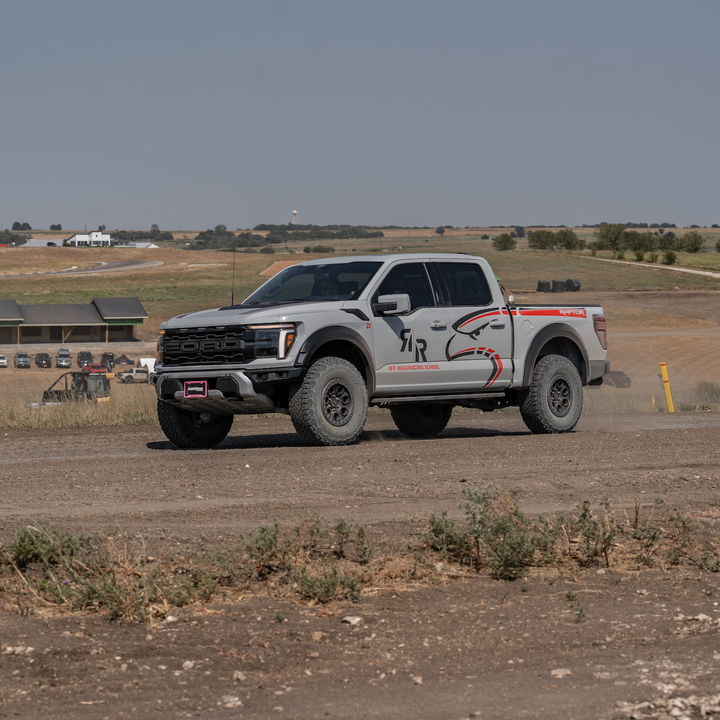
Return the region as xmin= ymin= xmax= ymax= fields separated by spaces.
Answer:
xmin=66 ymin=231 xmax=112 ymax=247
xmin=113 ymin=241 xmax=160 ymax=249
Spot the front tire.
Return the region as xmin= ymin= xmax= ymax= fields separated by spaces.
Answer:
xmin=390 ymin=404 xmax=453 ymax=438
xmin=519 ymin=354 xmax=583 ymax=434
xmin=289 ymin=357 xmax=368 ymax=446
xmin=157 ymin=400 xmax=234 ymax=448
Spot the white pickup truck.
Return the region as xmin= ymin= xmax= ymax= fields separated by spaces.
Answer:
xmin=154 ymin=253 xmax=609 ymax=447
xmin=116 ymin=367 xmax=149 ymax=384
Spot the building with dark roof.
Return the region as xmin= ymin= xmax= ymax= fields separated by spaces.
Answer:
xmin=0 ymin=297 xmax=148 ymax=345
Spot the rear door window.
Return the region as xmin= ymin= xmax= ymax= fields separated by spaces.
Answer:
xmin=435 ymin=262 xmax=493 ymax=306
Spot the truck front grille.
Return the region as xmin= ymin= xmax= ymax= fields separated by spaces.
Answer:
xmin=162 ymin=326 xmax=250 ymax=367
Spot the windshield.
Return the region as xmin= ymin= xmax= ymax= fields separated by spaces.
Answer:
xmin=88 ymin=375 xmax=110 ymax=396
xmin=243 ymin=261 xmax=382 ymax=305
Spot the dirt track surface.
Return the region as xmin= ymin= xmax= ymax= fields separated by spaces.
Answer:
xmin=3 ymin=412 xmax=720 ymax=719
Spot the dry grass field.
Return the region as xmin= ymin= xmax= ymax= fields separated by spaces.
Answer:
xmin=2 ymin=236 xmax=720 ymax=423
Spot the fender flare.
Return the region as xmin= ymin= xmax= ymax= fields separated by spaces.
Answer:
xmin=520 ymin=323 xmax=590 ymax=387
xmin=297 ymin=326 xmax=376 ymax=396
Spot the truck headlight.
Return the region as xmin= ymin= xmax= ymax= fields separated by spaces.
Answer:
xmin=248 ymin=324 xmax=296 ymax=360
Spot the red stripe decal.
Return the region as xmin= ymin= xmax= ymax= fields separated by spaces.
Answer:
xmin=486 ymin=355 xmax=503 ymax=388
xmin=458 ymin=310 xmax=500 ymax=329
xmin=519 ymin=308 xmax=587 ymax=318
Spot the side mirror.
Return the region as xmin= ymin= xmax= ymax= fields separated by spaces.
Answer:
xmin=373 ymin=293 xmax=411 ymax=315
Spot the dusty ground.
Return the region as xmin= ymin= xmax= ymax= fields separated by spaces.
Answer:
xmin=2 ymin=289 xmax=720 ymax=719
xmin=2 ymin=413 xmax=720 ymax=719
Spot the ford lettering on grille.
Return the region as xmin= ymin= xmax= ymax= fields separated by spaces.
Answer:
xmin=163 ymin=326 xmax=249 ymax=367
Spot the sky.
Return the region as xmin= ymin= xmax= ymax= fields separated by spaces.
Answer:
xmin=1 ymin=1 xmax=719 ymax=231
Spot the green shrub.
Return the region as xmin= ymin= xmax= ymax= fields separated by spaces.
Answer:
xmin=527 ymin=230 xmax=556 ymax=250
xmin=662 ymin=250 xmax=677 ymax=265
xmin=462 ymin=485 xmax=539 ymax=578
xmin=492 ymin=233 xmax=516 ymax=251
xmin=295 ymin=566 xmax=361 ymax=603
xmin=427 ymin=511 xmax=474 ymax=566
xmin=575 ymin=501 xmax=615 ymax=567
xmin=683 ymin=230 xmax=704 ymax=253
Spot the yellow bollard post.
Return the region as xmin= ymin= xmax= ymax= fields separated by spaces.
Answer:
xmin=660 ymin=363 xmax=674 ymax=413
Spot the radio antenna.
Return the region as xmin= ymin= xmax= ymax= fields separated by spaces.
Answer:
xmin=231 ymin=236 xmax=237 ymax=305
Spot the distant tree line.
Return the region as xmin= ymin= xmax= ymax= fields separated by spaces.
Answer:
xmin=589 ymin=224 xmax=706 ymax=255
xmin=0 ymin=230 xmax=26 ymax=245
xmin=113 ymin=224 xmax=174 ymax=242
xmin=488 ymin=225 xmax=568 ymax=230
xmin=253 ymin=224 xmax=384 ymax=243
xmin=11 ymin=222 xmax=31 ymax=231
xmin=581 ymin=222 xmax=679 ymax=229
xmin=527 ymin=228 xmax=585 ymax=251
xmin=191 ymin=226 xmax=265 ymax=250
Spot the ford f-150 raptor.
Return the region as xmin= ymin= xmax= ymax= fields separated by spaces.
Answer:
xmin=153 ymin=254 xmax=609 ymax=448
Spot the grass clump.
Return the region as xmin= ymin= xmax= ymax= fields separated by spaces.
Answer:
xmin=425 ymin=487 xmax=720 ymax=578
xmin=427 ymin=485 xmax=562 ymax=579
xmin=2 ymin=525 xmax=164 ymax=622
xmin=0 ymin=515 xmax=374 ymax=623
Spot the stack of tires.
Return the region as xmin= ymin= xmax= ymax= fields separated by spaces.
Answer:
xmin=537 ymin=279 xmax=581 ymax=293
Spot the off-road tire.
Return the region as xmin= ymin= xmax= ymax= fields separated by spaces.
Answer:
xmin=123 ymin=376 xmax=133 ymax=384
xmin=157 ymin=400 xmax=234 ymax=448
xmin=288 ymin=357 xmax=368 ymax=446
xmin=390 ymin=404 xmax=453 ymax=438
xmin=519 ymin=354 xmax=583 ymax=434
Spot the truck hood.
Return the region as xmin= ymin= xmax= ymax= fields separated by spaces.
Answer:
xmin=161 ymin=300 xmax=346 ymax=330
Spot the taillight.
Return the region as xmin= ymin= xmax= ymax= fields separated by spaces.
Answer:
xmin=593 ymin=316 xmax=607 ymax=350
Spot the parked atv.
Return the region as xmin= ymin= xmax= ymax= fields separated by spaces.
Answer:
xmin=42 ymin=372 xmax=112 ymax=404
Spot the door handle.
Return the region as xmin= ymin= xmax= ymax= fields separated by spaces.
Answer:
xmin=489 ymin=320 xmax=506 ymax=329
xmin=430 ymin=321 xmax=447 ymax=329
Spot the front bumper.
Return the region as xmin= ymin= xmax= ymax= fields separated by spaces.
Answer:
xmin=154 ymin=366 xmax=304 ymax=416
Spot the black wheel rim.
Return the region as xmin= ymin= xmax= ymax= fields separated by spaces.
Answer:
xmin=191 ymin=412 xmax=214 ymax=427
xmin=322 ymin=379 xmax=354 ymax=427
xmin=547 ymin=374 xmax=572 ymax=417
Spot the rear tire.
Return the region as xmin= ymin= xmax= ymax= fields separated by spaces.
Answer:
xmin=289 ymin=357 xmax=368 ymax=446
xmin=519 ymin=354 xmax=583 ymax=434
xmin=157 ymin=400 xmax=234 ymax=448
xmin=390 ymin=404 xmax=453 ymax=438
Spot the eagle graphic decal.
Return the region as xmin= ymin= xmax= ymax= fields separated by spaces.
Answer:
xmin=444 ymin=308 xmax=504 ymax=388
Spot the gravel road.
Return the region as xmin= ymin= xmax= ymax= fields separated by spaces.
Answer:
xmin=2 ymin=411 xmax=719 ymax=538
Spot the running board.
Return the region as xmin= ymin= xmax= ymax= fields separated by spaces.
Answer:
xmin=371 ymin=392 xmax=506 ymax=405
